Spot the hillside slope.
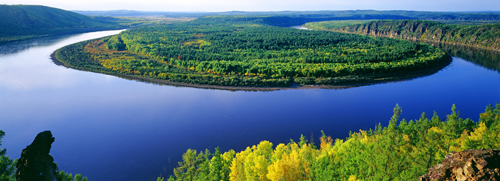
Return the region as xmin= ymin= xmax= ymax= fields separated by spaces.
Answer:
xmin=305 ymin=20 xmax=500 ymax=51
xmin=0 ymin=5 xmax=124 ymax=42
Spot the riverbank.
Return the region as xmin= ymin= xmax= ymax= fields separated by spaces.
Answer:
xmin=51 ymin=47 xmax=452 ymax=91
xmin=0 ymin=28 xmax=128 ymax=45
xmin=304 ymin=20 xmax=500 ymax=52
xmin=53 ymin=16 xmax=451 ymax=91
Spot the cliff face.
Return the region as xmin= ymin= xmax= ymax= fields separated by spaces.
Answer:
xmin=328 ymin=20 xmax=500 ymax=52
xmin=419 ymin=149 xmax=500 ymax=181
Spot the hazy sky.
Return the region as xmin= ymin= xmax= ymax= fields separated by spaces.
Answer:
xmin=3 ymin=0 xmax=500 ymax=12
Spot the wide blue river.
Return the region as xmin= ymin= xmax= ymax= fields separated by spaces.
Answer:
xmin=0 ymin=30 xmax=499 ymax=180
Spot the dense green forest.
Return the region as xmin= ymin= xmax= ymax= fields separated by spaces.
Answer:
xmin=0 ymin=5 xmax=130 ymax=43
xmin=305 ymin=20 xmax=500 ymax=51
xmin=56 ymin=16 xmax=448 ymax=88
xmin=161 ymin=103 xmax=500 ymax=181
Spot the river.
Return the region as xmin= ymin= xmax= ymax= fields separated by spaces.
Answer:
xmin=0 ymin=30 xmax=499 ymax=181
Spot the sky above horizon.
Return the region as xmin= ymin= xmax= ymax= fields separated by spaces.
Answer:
xmin=3 ymin=0 xmax=500 ymax=12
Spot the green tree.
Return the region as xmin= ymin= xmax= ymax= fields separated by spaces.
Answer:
xmin=56 ymin=170 xmax=88 ymax=181
xmin=208 ymin=148 xmax=223 ymax=181
xmin=0 ymin=130 xmax=15 ymax=181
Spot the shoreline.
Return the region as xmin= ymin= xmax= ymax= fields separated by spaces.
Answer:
xmin=0 ymin=28 xmax=126 ymax=45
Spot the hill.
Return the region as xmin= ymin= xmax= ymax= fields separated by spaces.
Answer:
xmin=74 ymin=10 xmax=500 ymax=24
xmin=0 ymin=5 xmax=125 ymax=43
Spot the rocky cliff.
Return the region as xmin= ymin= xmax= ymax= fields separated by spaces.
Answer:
xmin=419 ymin=149 xmax=500 ymax=181
xmin=321 ymin=20 xmax=500 ymax=52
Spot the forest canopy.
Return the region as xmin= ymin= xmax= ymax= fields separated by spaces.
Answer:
xmin=56 ymin=16 xmax=449 ymax=88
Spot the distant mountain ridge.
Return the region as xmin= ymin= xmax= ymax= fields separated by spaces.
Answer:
xmin=73 ymin=9 xmax=500 ymax=21
xmin=0 ymin=5 xmax=124 ymax=41
xmin=73 ymin=10 xmax=208 ymax=17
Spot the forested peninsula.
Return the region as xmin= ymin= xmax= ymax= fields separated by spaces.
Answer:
xmin=55 ymin=16 xmax=449 ymax=89
xmin=305 ymin=20 xmax=500 ymax=52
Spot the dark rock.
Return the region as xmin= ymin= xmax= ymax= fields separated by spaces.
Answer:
xmin=15 ymin=131 xmax=58 ymax=181
xmin=419 ymin=149 xmax=500 ymax=181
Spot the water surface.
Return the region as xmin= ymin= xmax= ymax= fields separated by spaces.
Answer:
xmin=0 ymin=30 xmax=499 ymax=181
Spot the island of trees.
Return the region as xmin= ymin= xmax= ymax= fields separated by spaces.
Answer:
xmin=55 ymin=16 xmax=449 ymax=88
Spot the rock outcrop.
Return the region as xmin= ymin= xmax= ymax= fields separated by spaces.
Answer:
xmin=15 ymin=131 xmax=58 ymax=181
xmin=419 ymin=149 xmax=500 ymax=181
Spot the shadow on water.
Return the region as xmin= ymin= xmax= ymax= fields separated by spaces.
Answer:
xmin=0 ymin=34 xmax=76 ymax=56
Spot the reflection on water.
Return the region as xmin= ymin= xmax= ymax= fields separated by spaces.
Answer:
xmin=0 ymin=34 xmax=75 ymax=56
xmin=0 ymin=30 xmax=123 ymax=90
xmin=430 ymin=43 xmax=500 ymax=73
xmin=291 ymin=26 xmax=310 ymax=30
